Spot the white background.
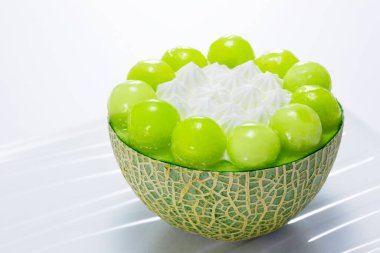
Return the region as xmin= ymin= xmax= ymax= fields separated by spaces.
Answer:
xmin=1 ymin=0 xmax=379 ymax=144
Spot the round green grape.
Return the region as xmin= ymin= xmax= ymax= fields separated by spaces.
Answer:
xmin=291 ymin=85 xmax=342 ymax=131
xmin=128 ymin=99 xmax=180 ymax=153
xmin=255 ymin=49 xmax=299 ymax=78
xmin=108 ymin=80 xmax=156 ymax=128
xmin=270 ymin=104 xmax=322 ymax=152
xmin=127 ymin=60 xmax=175 ymax=90
xmin=162 ymin=47 xmax=208 ymax=71
xmin=171 ymin=117 xmax=226 ymax=168
xmin=207 ymin=35 xmax=255 ymax=68
xmin=227 ymin=124 xmax=281 ymax=169
xmin=274 ymin=126 xmax=339 ymax=166
xmin=283 ymin=61 xmax=332 ymax=92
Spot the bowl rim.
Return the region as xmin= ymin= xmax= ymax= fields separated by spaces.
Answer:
xmin=109 ymin=105 xmax=344 ymax=173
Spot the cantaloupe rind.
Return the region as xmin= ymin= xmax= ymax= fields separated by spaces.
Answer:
xmin=109 ymin=121 xmax=343 ymax=241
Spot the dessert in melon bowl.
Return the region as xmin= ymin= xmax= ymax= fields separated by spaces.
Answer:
xmin=108 ymin=35 xmax=343 ymax=241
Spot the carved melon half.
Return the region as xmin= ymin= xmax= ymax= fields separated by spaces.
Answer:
xmin=109 ymin=121 xmax=343 ymax=241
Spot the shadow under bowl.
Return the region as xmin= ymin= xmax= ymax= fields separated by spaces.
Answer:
xmin=108 ymin=122 xmax=343 ymax=241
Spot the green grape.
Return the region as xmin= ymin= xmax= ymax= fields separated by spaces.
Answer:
xmin=274 ymin=127 xmax=339 ymax=166
xmin=207 ymin=35 xmax=255 ymax=68
xmin=227 ymin=124 xmax=281 ymax=169
xmin=108 ymin=80 xmax=156 ymax=144
xmin=127 ymin=60 xmax=175 ymax=90
xmin=108 ymin=80 xmax=156 ymax=129
xmin=128 ymin=99 xmax=180 ymax=153
xmin=283 ymin=61 xmax=332 ymax=92
xmin=269 ymin=104 xmax=322 ymax=152
xmin=291 ymin=85 xmax=342 ymax=131
xmin=255 ymin=49 xmax=299 ymax=78
xmin=162 ymin=47 xmax=208 ymax=71
xmin=171 ymin=117 xmax=226 ymax=168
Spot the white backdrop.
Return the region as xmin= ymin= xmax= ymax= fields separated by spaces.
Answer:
xmin=1 ymin=0 xmax=379 ymax=144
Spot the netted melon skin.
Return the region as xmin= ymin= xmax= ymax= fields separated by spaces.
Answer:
xmin=109 ymin=125 xmax=343 ymax=241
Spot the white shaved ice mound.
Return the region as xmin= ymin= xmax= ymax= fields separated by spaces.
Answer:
xmin=156 ymin=61 xmax=291 ymax=133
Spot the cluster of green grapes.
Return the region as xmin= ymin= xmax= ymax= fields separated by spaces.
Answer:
xmin=108 ymin=35 xmax=342 ymax=171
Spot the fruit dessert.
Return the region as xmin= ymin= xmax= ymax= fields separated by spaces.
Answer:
xmin=108 ymin=35 xmax=344 ymax=241
xmin=108 ymin=35 xmax=342 ymax=171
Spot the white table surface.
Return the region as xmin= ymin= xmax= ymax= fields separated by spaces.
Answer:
xmin=1 ymin=0 xmax=380 ymax=252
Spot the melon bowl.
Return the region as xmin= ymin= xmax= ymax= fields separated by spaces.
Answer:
xmin=109 ymin=120 xmax=343 ymax=242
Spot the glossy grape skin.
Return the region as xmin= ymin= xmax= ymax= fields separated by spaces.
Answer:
xmin=227 ymin=124 xmax=281 ymax=169
xmin=127 ymin=60 xmax=175 ymax=90
xmin=291 ymin=85 xmax=342 ymax=131
xmin=162 ymin=47 xmax=208 ymax=72
xmin=171 ymin=117 xmax=226 ymax=168
xmin=207 ymin=35 xmax=255 ymax=68
xmin=274 ymin=128 xmax=339 ymax=166
xmin=255 ymin=49 xmax=299 ymax=78
xmin=108 ymin=80 xmax=156 ymax=144
xmin=128 ymin=99 xmax=180 ymax=153
xmin=283 ymin=62 xmax=332 ymax=92
xmin=270 ymin=104 xmax=322 ymax=152
xmin=108 ymin=80 xmax=156 ymax=125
